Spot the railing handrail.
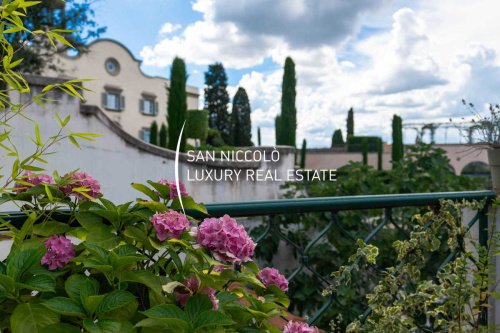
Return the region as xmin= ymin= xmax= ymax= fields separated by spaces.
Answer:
xmin=189 ymin=190 xmax=496 ymax=218
xmin=0 ymin=191 xmax=495 ymax=223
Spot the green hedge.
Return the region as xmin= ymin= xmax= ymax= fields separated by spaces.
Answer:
xmin=185 ymin=109 xmax=208 ymax=141
xmin=347 ymin=136 xmax=382 ymax=152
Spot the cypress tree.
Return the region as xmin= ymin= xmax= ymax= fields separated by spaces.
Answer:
xmin=347 ymin=108 xmax=354 ymax=137
xmin=300 ymin=139 xmax=307 ymax=169
xmin=275 ymin=115 xmax=282 ymax=145
xmin=377 ymin=139 xmax=383 ymax=170
xmin=149 ymin=121 xmax=158 ymax=145
xmin=231 ymin=87 xmax=252 ymax=146
xmin=204 ymin=63 xmax=231 ymax=145
xmin=159 ymin=123 xmax=167 ymax=148
xmin=392 ymin=115 xmax=404 ymax=166
xmin=275 ymin=57 xmax=297 ymax=146
xmin=331 ymin=129 xmax=344 ymax=146
xmin=362 ymin=138 xmax=368 ymax=165
xmin=257 ymin=127 xmax=261 ymax=146
xmin=167 ymin=57 xmax=187 ymax=152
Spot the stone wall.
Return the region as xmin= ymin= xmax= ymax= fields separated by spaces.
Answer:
xmin=5 ymin=85 xmax=295 ymax=207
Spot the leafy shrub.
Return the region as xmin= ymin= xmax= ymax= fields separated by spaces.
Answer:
xmin=253 ymin=143 xmax=482 ymax=329
xmin=185 ymin=110 xmax=208 ymax=142
xmin=347 ymin=136 xmax=381 ymax=152
xmin=205 ymin=128 xmax=225 ymax=147
xmin=326 ymin=200 xmax=497 ymax=332
xmin=0 ymin=175 xmax=296 ymax=332
xmin=0 ymin=2 xmax=313 ymax=332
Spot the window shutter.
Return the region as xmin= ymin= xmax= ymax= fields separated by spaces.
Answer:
xmin=155 ymin=102 xmax=159 ymax=116
xmin=139 ymin=99 xmax=143 ymax=113
xmin=101 ymin=92 xmax=107 ymax=108
xmin=120 ymin=95 xmax=125 ymax=110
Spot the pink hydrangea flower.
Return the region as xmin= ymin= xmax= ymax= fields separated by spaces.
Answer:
xmin=196 ymin=214 xmax=255 ymax=264
xmin=15 ymin=171 xmax=54 ymax=193
xmin=41 ymin=235 xmax=75 ymax=270
xmin=257 ymin=267 xmax=289 ymax=292
xmin=61 ymin=171 xmax=101 ymax=200
xmin=176 ymin=275 xmax=219 ymax=310
xmin=150 ymin=210 xmax=189 ymax=241
xmin=158 ymin=179 xmax=188 ymax=200
xmin=283 ymin=321 xmax=320 ymax=333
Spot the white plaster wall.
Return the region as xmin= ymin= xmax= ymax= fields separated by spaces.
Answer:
xmin=306 ymin=144 xmax=489 ymax=175
xmin=4 ymin=93 xmax=294 ymax=209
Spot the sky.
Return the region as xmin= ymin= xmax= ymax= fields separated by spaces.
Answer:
xmin=93 ymin=0 xmax=500 ymax=147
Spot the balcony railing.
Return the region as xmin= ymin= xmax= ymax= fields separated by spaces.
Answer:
xmin=1 ymin=190 xmax=497 ymax=328
xmin=191 ymin=190 xmax=496 ymax=327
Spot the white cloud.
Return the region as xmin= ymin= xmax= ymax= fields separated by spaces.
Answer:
xmin=140 ymin=0 xmax=500 ymax=147
xmin=159 ymin=23 xmax=182 ymax=35
xmin=213 ymin=0 xmax=386 ymax=47
xmin=140 ymin=19 xmax=275 ymax=68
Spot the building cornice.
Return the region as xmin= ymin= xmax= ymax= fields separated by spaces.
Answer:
xmin=66 ymin=38 xmax=199 ymax=96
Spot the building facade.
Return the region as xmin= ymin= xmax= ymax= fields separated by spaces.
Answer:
xmin=44 ymin=39 xmax=199 ymax=142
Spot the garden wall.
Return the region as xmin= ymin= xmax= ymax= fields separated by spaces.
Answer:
xmin=6 ymin=77 xmax=295 ymax=207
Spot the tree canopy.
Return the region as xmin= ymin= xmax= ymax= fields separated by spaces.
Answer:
xmin=331 ymin=129 xmax=344 ymax=146
xmin=231 ymin=87 xmax=252 ymax=147
xmin=9 ymin=0 xmax=105 ymax=74
xmin=275 ymin=57 xmax=297 ymax=146
xmin=204 ymin=63 xmax=231 ymax=145
xmin=167 ymin=57 xmax=187 ymax=152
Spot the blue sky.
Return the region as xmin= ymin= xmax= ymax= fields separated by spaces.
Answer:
xmin=92 ymin=0 xmax=500 ymax=147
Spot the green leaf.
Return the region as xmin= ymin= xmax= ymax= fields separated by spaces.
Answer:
xmin=68 ymin=135 xmax=80 ymax=148
xmin=76 ymin=211 xmax=103 ymax=229
xmin=42 ymin=297 xmax=86 ymax=317
xmin=193 ymin=310 xmax=234 ymax=330
xmin=34 ymin=123 xmax=42 ymax=146
xmin=168 ymin=249 xmax=183 ymax=271
xmin=50 ymin=31 xmax=75 ymax=48
xmin=44 ymin=184 xmax=53 ymax=201
xmin=112 ymin=255 xmax=146 ymax=271
xmin=85 ymin=243 xmax=110 ymax=262
xmin=138 ymin=200 xmax=167 ymax=212
xmin=135 ymin=318 xmax=188 ymax=332
xmin=40 ymin=323 xmax=81 ymax=333
xmin=142 ymin=304 xmax=187 ymax=321
xmin=0 ymin=273 xmax=15 ymax=292
xmin=19 ymin=274 xmax=55 ymax=292
xmin=15 ymin=211 xmax=37 ymax=245
xmin=82 ymin=294 xmax=106 ymax=315
xmin=266 ymin=285 xmax=290 ymax=308
xmin=114 ymin=244 xmax=138 ymax=257
xmin=123 ymin=226 xmax=153 ymax=250
xmin=121 ymin=270 xmax=162 ymax=295
xmin=147 ymin=180 xmax=170 ymax=199
xmin=6 ymin=242 xmax=45 ymax=280
xmin=81 ymin=279 xmax=100 ymax=299
xmin=100 ymin=297 xmax=138 ymax=321
xmin=21 ymin=164 xmax=45 ymax=172
xmin=184 ymin=294 xmax=213 ymax=322
xmin=131 ymin=183 xmax=159 ymax=201
xmin=171 ymin=196 xmax=207 ymax=215
xmin=33 ymin=221 xmax=70 ymax=237
xmin=10 ymin=303 xmax=59 ymax=333
xmin=85 ymin=224 xmax=121 ymax=249
xmin=96 ymin=290 xmax=136 ymax=314
xmin=65 ymin=274 xmax=99 ymax=302
xmin=84 ymin=319 xmax=135 ymax=333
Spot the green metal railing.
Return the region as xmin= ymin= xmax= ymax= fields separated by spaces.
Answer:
xmin=1 ymin=190 xmax=497 ymax=327
xmin=191 ymin=190 xmax=496 ymax=326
